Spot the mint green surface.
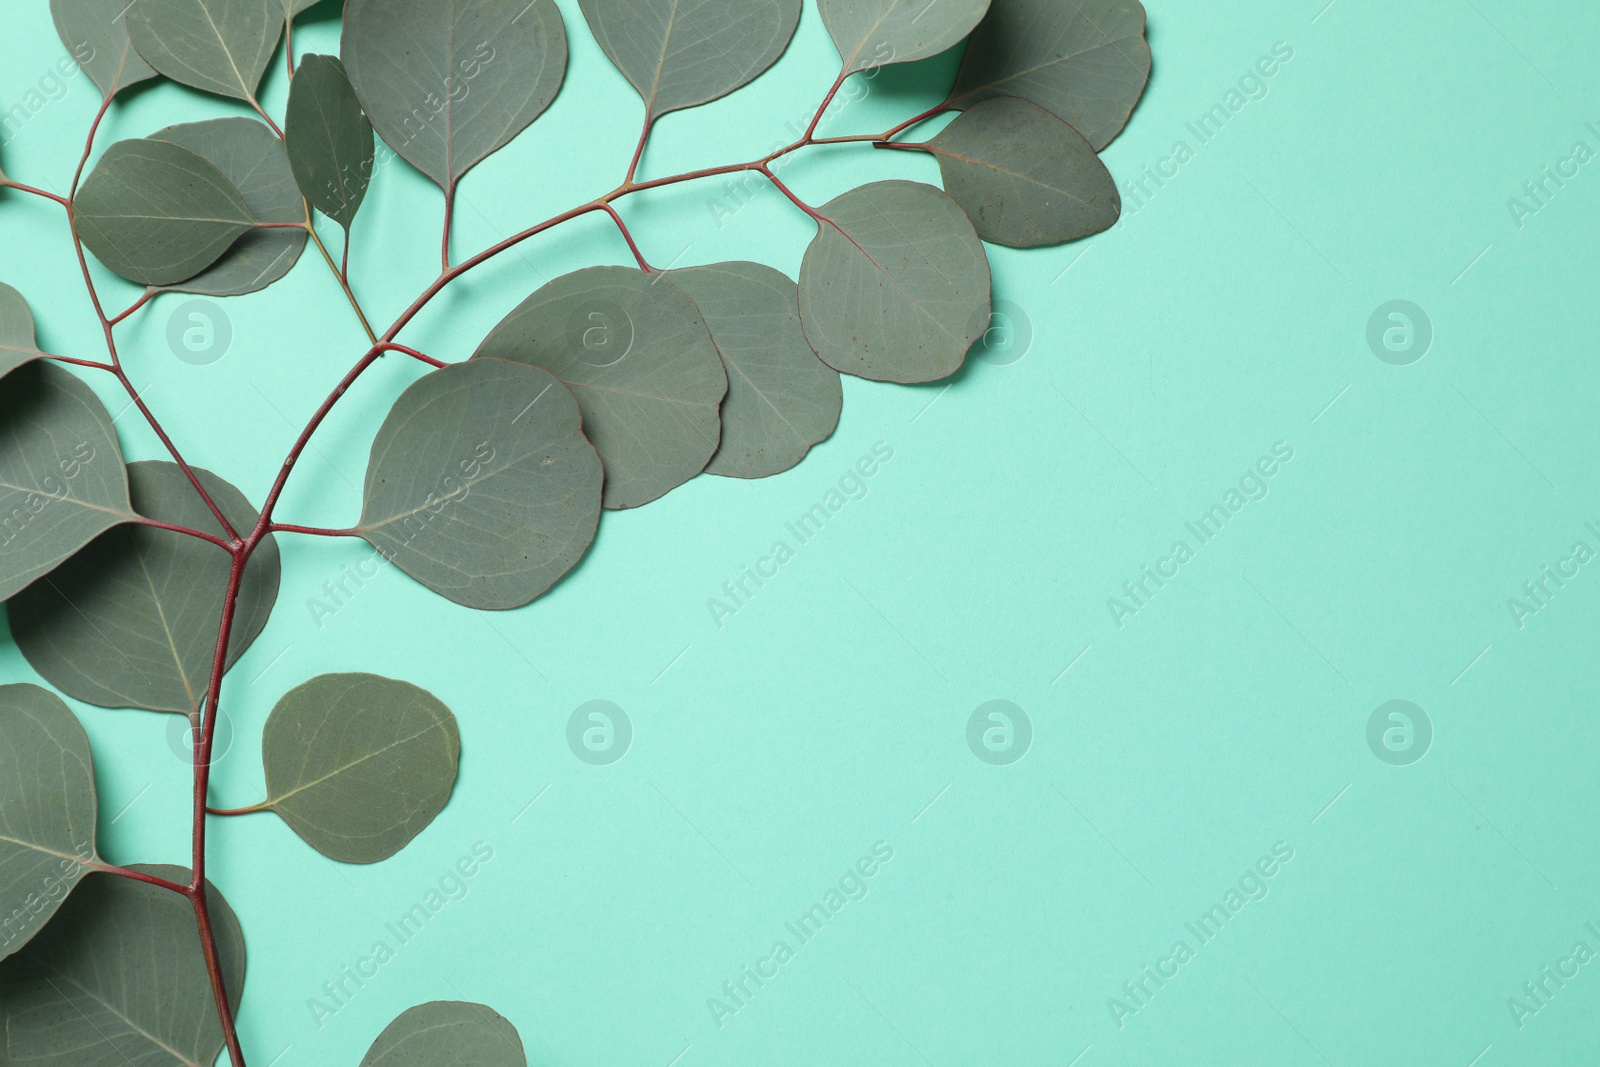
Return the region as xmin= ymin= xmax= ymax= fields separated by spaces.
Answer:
xmin=2 ymin=1 xmax=1598 ymax=1064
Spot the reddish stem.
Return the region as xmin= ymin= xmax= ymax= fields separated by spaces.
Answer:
xmin=882 ymin=102 xmax=952 ymax=141
xmin=624 ymin=117 xmax=654 ymax=184
xmin=442 ymin=185 xmax=456 ymax=272
xmin=374 ymin=342 xmax=447 ymax=368
xmin=207 ymin=801 xmax=271 ymax=816
xmin=1 ymin=179 xmax=69 ymax=206
xmin=109 ymin=289 xmax=154 ymax=326
xmin=802 ymin=70 xmax=850 ymax=142
xmin=91 ymin=862 xmax=190 ymax=894
xmin=269 ymin=522 xmax=354 ymax=537
xmin=132 ymin=516 xmax=237 ymax=551
xmin=600 ymin=203 xmax=654 ymax=272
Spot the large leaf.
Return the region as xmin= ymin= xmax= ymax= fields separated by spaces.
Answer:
xmin=818 ymin=0 xmax=990 ymax=75
xmin=921 ymin=96 xmax=1120 ymax=247
xmin=343 ymin=0 xmax=568 ymax=192
xmin=11 ymin=462 xmax=280 ymax=717
xmin=666 ymin=262 xmax=841 ymax=479
xmin=286 ymin=54 xmax=375 ymax=230
xmin=50 ymin=0 xmax=158 ymax=98
xmin=357 ymin=360 xmax=602 ymax=610
xmin=949 ymin=0 xmax=1150 ymax=151
xmin=74 ymin=138 xmax=257 ymax=287
xmin=363 ymin=1002 xmax=527 ymax=1067
xmin=474 ymin=266 xmax=728 ymax=510
xmin=0 ymin=685 xmax=98 ymax=962
xmin=0 ymin=866 xmax=245 ymax=1067
xmin=0 ymin=363 xmax=132 ymax=603
xmin=262 ymin=674 xmax=460 ymax=865
xmin=579 ymin=0 xmax=800 ymax=122
xmin=799 ymin=180 xmax=991 ymax=384
xmin=126 ymin=0 xmax=282 ymax=102
xmin=152 ymin=119 xmax=310 ymax=298
xmin=0 ymin=284 xmax=51 ymax=381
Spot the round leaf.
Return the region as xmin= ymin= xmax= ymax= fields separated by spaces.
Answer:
xmin=363 ymin=1002 xmax=527 ymax=1067
xmin=126 ymin=0 xmax=283 ymax=102
xmin=666 ymin=262 xmax=841 ymax=479
xmin=0 ymin=866 xmax=245 ymax=1067
xmin=262 ymin=674 xmax=461 ymax=865
xmin=799 ymin=180 xmax=992 ymax=384
xmin=474 ymin=266 xmax=728 ymax=510
xmin=818 ymin=0 xmax=990 ymax=75
xmin=357 ymin=360 xmax=602 ymax=611
xmin=74 ymin=138 xmax=257 ymax=287
xmin=50 ymin=0 xmax=158 ymax=98
xmin=286 ymin=54 xmax=375 ymax=230
xmin=152 ymin=118 xmax=310 ymax=298
xmin=0 ymin=684 xmax=98 ymax=962
xmin=923 ymin=96 xmax=1120 ymax=247
xmin=0 ymin=363 xmax=132 ymax=603
xmin=0 ymin=283 xmax=51 ymax=381
xmin=949 ymin=0 xmax=1151 ymax=150
xmin=12 ymin=462 xmax=280 ymax=717
xmin=343 ymin=0 xmax=568 ymax=191
xmin=579 ymin=0 xmax=800 ymax=121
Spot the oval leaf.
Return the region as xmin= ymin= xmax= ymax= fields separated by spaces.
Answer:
xmin=343 ymin=0 xmax=568 ymax=191
xmin=286 ymin=54 xmax=375 ymax=230
xmin=262 ymin=674 xmax=461 ymax=864
xmin=357 ymin=360 xmax=602 ymax=611
xmin=579 ymin=0 xmax=800 ymax=121
xmin=126 ymin=0 xmax=282 ymax=102
xmin=152 ymin=118 xmax=310 ymax=297
xmin=923 ymin=96 xmax=1120 ymax=247
xmin=0 ymin=866 xmax=245 ymax=1067
xmin=50 ymin=0 xmax=158 ymax=98
xmin=0 ymin=283 xmax=51 ymax=381
xmin=0 ymin=684 xmax=98 ymax=962
xmin=0 ymin=363 xmax=132 ymax=602
xmin=799 ymin=180 xmax=992 ymax=384
xmin=819 ymin=0 xmax=990 ymax=75
xmin=74 ymin=138 xmax=257 ymax=287
xmin=363 ymin=1002 xmax=527 ymax=1067
xmin=11 ymin=462 xmax=280 ymax=716
xmin=474 ymin=265 xmax=728 ymax=510
xmin=949 ymin=0 xmax=1151 ymax=150
xmin=666 ymin=262 xmax=841 ymax=479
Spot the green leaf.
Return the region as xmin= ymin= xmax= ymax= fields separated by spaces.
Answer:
xmin=0 ymin=363 xmax=132 ymax=603
xmin=363 ymin=1001 xmax=527 ymax=1067
xmin=949 ymin=0 xmax=1151 ymax=150
xmin=474 ymin=266 xmax=728 ymax=510
xmin=286 ymin=54 xmax=374 ymax=230
xmin=0 ymin=866 xmax=245 ymax=1067
xmin=74 ymin=138 xmax=258 ymax=287
xmin=0 ymin=283 xmax=52 ymax=381
xmin=11 ymin=462 xmax=280 ymax=717
xmin=343 ymin=0 xmax=568 ymax=192
xmin=799 ymin=180 xmax=992 ymax=384
xmin=818 ymin=0 xmax=990 ymax=75
xmin=151 ymin=118 xmax=310 ymax=298
xmin=357 ymin=360 xmax=602 ymax=611
xmin=262 ymin=674 xmax=461 ymax=865
xmin=579 ymin=0 xmax=800 ymax=122
xmin=50 ymin=0 xmax=159 ymax=98
xmin=0 ymin=684 xmax=98 ymax=962
xmin=922 ymin=96 xmax=1120 ymax=247
xmin=126 ymin=0 xmax=283 ymax=102
xmin=666 ymin=262 xmax=841 ymax=479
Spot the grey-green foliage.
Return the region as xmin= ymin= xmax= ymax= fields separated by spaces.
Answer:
xmin=0 ymin=283 xmax=51 ymax=381
xmin=126 ymin=0 xmax=283 ymax=102
xmin=363 ymin=1001 xmax=528 ymax=1067
xmin=286 ymin=54 xmax=374 ymax=230
xmin=819 ymin=0 xmax=991 ymax=74
xmin=262 ymin=674 xmax=461 ymax=864
xmin=50 ymin=0 xmax=158 ymax=98
xmin=11 ymin=462 xmax=280 ymax=716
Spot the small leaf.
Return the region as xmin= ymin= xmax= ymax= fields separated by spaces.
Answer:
xmin=474 ymin=266 xmax=728 ymax=510
xmin=50 ymin=0 xmax=158 ymax=98
xmin=922 ymin=96 xmax=1120 ymax=247
xmin=74 ymin=138 xmax=257 ymax=287
xmin=666 ymin=262 xmax=841 ymax=479
xmin=126 ymin=0 xmax=283 ymax=102
xmin=0 ymin=684 xmax=98 ymax=962
xmin=286 ymin=54 xmax=374 ymax=230
xmin=949 ymin=0 xmax=1151 ymax=150
xmin=363 ymin=1001 xmax=527 ymax=1067
xmin=799 ymin=180 xmax=992 ymax=383
xmin=579 ymin=0 xmax=800 ymax=122
xmin=12 ymin=462 xmax=280 ymax=717
xmin=0 ymin=866 xmax=245 ymax=1067
xmin=152 ymin=118 xmax=310 ymax=298
xmin=0 ymin=363 xmax=132 ymax=603
xmin=262 ymin=674 xmax=461 ymax=865
xmin=357 ymin=360 xmax=602 ymax=611
xmin=0 ymin=283 xmax=51 ymax=380
xmin=818 ymin=0 xmax=990 ymax=75
xmin=343 ymin=0 xmax=568 ymax=192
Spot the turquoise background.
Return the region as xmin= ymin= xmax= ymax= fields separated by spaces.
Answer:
xmin=4 ymin=0 xmax=1600 ymax=1063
